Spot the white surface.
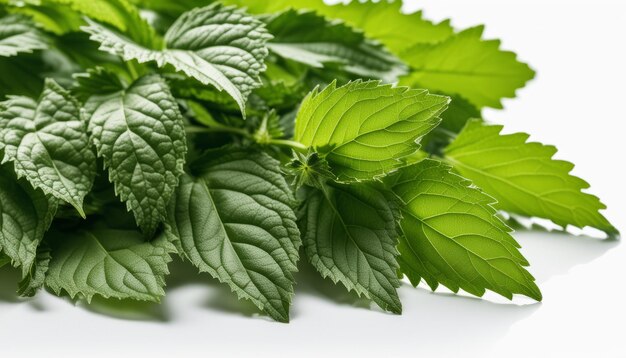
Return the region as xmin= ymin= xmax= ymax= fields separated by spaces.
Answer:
xmin=1 ymin=1 xmax=625 ymax=357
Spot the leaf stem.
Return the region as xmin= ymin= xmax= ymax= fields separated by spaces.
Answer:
xmin=266 ymin=139 xmax=308 ymax=153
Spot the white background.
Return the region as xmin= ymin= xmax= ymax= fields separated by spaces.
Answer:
xmin=1 ymin=0 xmax=625 ymax=357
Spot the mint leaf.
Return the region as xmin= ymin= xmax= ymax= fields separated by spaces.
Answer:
xmin=167 ymin=150 xmax=300 ymax=322
xmin=84 ymin=75 xmax=186 ymax=236
xmin=294 ymin=80 xmax=449 ymax=181
xmin=445 ymin=120 xmax=618 ymax=236
xmin=400 ymin=26 xmax=535 ymax=109
xmin=0 ymin=164 xmax=56 ymax=276
xmin=45 ymin=226 xmax=175 ymax=302
xmin=299 ymin=182 xmax=402 ymax=313
xmin=82 ymin=3 xmax=272 ymax=113
xmin=0 ymin=14 xmax=48 ymax=57
xmin=0 ymin=79 xmax=95 ymax=216
xmin=385 ymin=159 xmax=542 ymax=301
xmin=264 ymin=9 xmax=406 ymax=83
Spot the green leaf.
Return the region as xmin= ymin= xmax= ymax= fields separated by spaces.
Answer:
xmin=18 ymin=244 xmax=51 ymax=297
xmin=264 ymin=9 xmax=406 ymax=82
xmin=166 ymin=150 xmax=300 ymax=322
xmin=25 ymin=0 xmax=161 ymax=46
xmin=84 ymin=74 xmax=187 ymax=236
xmin=400 ymin=26 xmax=535 ymax=109
xmin=0 ymin=164 xmax=56 ymax=276
xmin=45 ymin=226 xmax=175 ymax=302
xmin=0 ymin=14 xmax=48 ymax=57
xmin=82 ymin=3 xmax=272 ymax=114
xmin=0 ymin=79 xmax=96 ymax=216
xmin=294 ymin=80 xmax=449 ymax=181
xmin=223 ymin=0 xmax=454 ymax=53
xmin=385 ymin=159 xmax=542 ymax=301
xmin=299 ymin=181 xmax=402 ymax=313
xmin=444 ymin=120 xmax=618 ymax=236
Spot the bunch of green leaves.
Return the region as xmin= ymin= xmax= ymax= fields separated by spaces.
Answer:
xmin=0 ymin=0 xmax=618 ymax=322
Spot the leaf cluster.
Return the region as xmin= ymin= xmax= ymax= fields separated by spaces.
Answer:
xmin=0 ymin=0 xmax=618 ymax=322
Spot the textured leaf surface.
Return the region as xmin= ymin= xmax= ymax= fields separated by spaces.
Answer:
xmin=294 ymin=80 xmax=448 ymax=181
xmin=386 ymin=159 xmax=541 ymax=300
xmin=0 ymin=14 xmax=48 ymax=57
xmin=18 ymin=245 xmax=51 ymax=297
xmin=265 ymin=9 xmax=406 ymax=82
xmin=84 ymin=75 xmax=186 ymax=236
xmin=0 ymin=164 xmax=56 ymax=276
xmin=299 ymin=182 xmax=402 ymax=313
xmin=400 ymin=26 xmax=535 ymax=109
xmin=0 ymin=79 xmax=95 ymax=216
xmin=166 ymin=150 xmax=300 ymax=322
xmin=46 ymin=227 xmax=175 ymax=302
xmin=223 ymin=0 xmax=453 ymax=53
xmin=445 ymin=120 xmax=617 ymax=236
xmin=82 ymin=3 xmax=271 ymax=113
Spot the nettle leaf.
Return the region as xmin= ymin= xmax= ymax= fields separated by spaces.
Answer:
xmin=445 ymin=120 xmax=618 ymax=236
xmin=0 ymin=14 xmax=48 ymax=57
xmin=400 ymin=26 xmax=535 ymax=109
xmin=0 ymin=79 xmax=96 ymax=216
xmin=385 ymin=159 xmax=542 ymax=301
xmin=45 ymin=227 xmax=175 ymax=302
xmin=264 ymin=9 xmax=406 ymax=82
xmin=84 ymin=74 xmax=186 ymax=236
xmin=223 ymin=0 xmax=453 ymax=53
xmin=82 ymin=3 xmax=272 ymax=113
xmin=167 ymin=150 xmax=300 ymax=322
xmin=51 ymin=0 xmax=160 ymax=47
xmin=299 ymin=182 xmax=402 ymax=313
xmin=0 ymin=164 xmax=56 ymax=276
xmin=294 ymin=80 xmax=449 ymax=181
xmin=18 ymin=244 xmax=51 ymax=297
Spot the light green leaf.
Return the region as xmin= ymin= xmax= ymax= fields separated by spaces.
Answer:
xmin=82 ymin=3 xmax=272 ymax=113
xmin=294 ymin=80 xmax=449 ymax=181
xmin=166 ymin=150 xmax=300 ymax=322
xmin=299 ymin=182 xmax=402 ymax=313
xmin=264 ymin=9 xmax=406 ymax=83
xmin=223 ymin=0 xmax=453 ymax=53
xmin=445 ymin=120 xmax=618 ymax=236
xmin=385 ymin=159 xmax=542 ymax=301
xmin=0 ymin=164 xmax=56 ymax=276
xmin=84 ymin=74 xmax=186 ymax=237
xmin=45 ymin=226 xmax=175 ymax=302
xmin=400 ymin=26 xmax=535 ymax=109
xmin=0 ymin=79 xmax=96 ymax=216
xmin=0 ymin=14 xmax=48 ymax=57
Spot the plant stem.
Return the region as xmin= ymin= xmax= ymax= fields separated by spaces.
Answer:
xmin=267 ymin=139 xmax=308 ymax=153
xmin=185 ymin=126 xmax=308 ymax=153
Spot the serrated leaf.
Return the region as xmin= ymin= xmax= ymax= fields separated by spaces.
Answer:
xmin=166 ymin=150 xmax=300 ymax=322
xmin=82 ymin=3 xmax=271 ymax=114
xmin=299 ymin=182 xmax=402 ymax=313
xmin=45 ymin=226 xmax=175 ymax=302
xmin=444 ymin=120 xmax=618 ymax=236
xmin=0 ymin=14 xmax=48 ymax=57
xmin=223 ymin=0 xmax=453 ymax=53
xmin=84 ymin=74 xmax=186 ymax=236
xmin=294 ymin=80 xmax=449 ymax=181
xmin=400 ymin=26 xmax=535 ymax=109
xmin=18 ymin=244 xmax=51 ymax=297
xmin=0 ymin=164 xmax=56 ymax=276
xmin=264 ymin=9 xmax=406 ymax=83
xmin=0 ymin=79 xmax=96 ymax=216
xmin=72 ymin=66 xmax=124 ymax=100
xmin=385 ymin=159 xmax=542 ymax=301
